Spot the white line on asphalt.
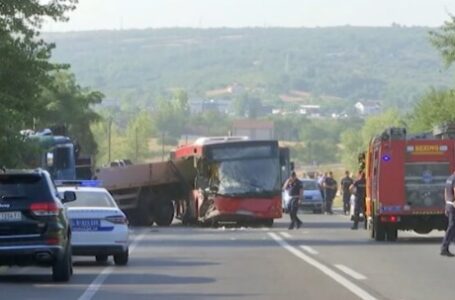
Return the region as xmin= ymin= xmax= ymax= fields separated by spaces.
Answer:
xmin=299 ymin=245 xmax=319 ymax=255
xmin=268 ymin=232 xmax=377 ymax=300
xmin=279 ymin=232 xmax=293 ymax=238
xmin=334 ymin=264 xmax=367 ymax=280
xmin=78 ymin=230 xmax=148 ymax=300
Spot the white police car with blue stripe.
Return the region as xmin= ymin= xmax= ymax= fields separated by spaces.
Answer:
xmin=56 ymin=181 xmax=129 ymax=265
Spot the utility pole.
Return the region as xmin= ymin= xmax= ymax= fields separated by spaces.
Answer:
xmin=135 ymin=126 xmax=138 ymax=162
xmin=108 ymin=118 xmax=112 ymax=164
xmin=161 ymin=132 xmax=165 ymax=162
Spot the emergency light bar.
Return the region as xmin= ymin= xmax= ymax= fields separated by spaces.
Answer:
xmin=55 ymin=180 xmax=103 ymax=187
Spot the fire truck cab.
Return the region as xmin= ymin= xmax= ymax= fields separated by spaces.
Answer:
xmin=365 ymin=126 xmax=454 ymax=241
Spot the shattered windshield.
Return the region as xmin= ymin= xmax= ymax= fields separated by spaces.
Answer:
xmin=210 ymin=157 xmax=280 ymax=196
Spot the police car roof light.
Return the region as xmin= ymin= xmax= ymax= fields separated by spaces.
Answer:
xmin=55 ymin=180 xmax=103 ymax=187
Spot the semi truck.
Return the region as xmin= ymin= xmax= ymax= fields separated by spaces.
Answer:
xmin=364 ymin=126 xmax=455 ymax=241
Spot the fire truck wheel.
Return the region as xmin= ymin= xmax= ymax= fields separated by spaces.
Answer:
xmin=386 ymin=228 xmax=398 ymax=242
xmin=154 ymin=201 xmax=175 ymax=226
xmin=374 ymin=218 xmax=386 ymax=241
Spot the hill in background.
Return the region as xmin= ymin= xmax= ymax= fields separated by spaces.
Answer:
xmin=44 ymin=26 xmax=454 ymax=111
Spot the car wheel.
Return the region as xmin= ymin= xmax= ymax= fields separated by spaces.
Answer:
xmin=52 ymin=243 xmax=72 ymax=282
xmin=114 ymin=249 xmax=129 ymax=266
xmin=96 ymin=255 xmax=109 ymax=263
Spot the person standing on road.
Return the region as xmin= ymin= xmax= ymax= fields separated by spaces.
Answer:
xmin=283 ymin=171 xmax=303 ymax=230
xmin=323 ymin=171 xmax=337 ymax=214
xmin=350 ymin=171 xmax=366 ymax=230
xmin=340 ymin=171 xmax=354 ymax=215
xmin=441 ymin=170 xmax=455 ymax=257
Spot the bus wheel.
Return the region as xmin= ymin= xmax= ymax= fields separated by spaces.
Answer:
xmin=374 ymin=218 xmax=386 ymax=241
xmin=386 ymin=228 xmax=398 ymax=242
xmin=263 ymin=219 xmax=274 ymax=228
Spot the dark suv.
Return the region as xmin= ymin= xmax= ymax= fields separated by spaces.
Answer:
xmin=0 ymin=169 xmax=76 ymax=282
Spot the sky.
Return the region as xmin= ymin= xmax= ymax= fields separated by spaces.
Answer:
xmin=43 ymin=0 xmax=455 ymax=31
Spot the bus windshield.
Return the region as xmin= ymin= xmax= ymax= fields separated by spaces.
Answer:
xmin=210 ymin=157 xmax=280 ymax=196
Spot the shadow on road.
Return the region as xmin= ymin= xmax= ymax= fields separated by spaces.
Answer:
xmin=0 ymin=272 xmax=215 ymax=286
xmin=90 ymin=291 xmax=254 ymax=299
xmin=0 ymin=274 xmax=53 ymax=284
xmin=73 ymin=257 xmax=220 ymax=268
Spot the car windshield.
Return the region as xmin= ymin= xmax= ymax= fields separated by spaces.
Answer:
xmin=302 ymin=180 xmax=319 ymax=190
xmin=210 ymin=158 xmax=280 ymax=196
xmin=64 ymin=190 xmax=116 ymax=208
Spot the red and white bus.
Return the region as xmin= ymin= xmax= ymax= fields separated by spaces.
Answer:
xmin=173 ymin=137 xmax=283 ymax=227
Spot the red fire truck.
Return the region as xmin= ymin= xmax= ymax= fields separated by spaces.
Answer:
xmin=365 ymin=127 xmax=454 ymax=241
xmin=172 ymin=137 xmax=283 ymax=227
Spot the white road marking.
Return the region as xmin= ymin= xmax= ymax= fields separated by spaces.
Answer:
xmin=279 ymin=232 xmax=292 ymax=238
xmin=78 ymin=230 xmax=148 ymax=300
xmin=300 ymin=245 xmax=319 ymax=255
xmin=334 ymin=264 xmax=367 ymax=280
xmin=268 ymin=232 xmax=377 ymax=300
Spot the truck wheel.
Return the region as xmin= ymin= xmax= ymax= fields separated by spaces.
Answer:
xmin=374 ymin=218 xmax=386 ymax=241
xmin=130 ymin=191 xmax=156 ymax=226
xmin=154 ymin=201 xmax=175 ymax=226
xmin=386 ymin=228 xmax=398 ymax=242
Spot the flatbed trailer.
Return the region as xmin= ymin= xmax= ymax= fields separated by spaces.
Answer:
xmin=94 ymin=160 xmax=194 ymax=226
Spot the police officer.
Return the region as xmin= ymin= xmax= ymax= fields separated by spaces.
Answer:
xmin=323 ymin=171 xmax=337 ymax=214
xmin=441 ymin=170 xmax=455 ymax=257
xmin=340 ymin=171 xmax=354 ymax=215
xmin=350 ymin=171 xmax=366 ymax=230
xmin=283 ymin=171 xmax=303 ymax=230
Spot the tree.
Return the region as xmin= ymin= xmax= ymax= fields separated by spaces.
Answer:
xmin=36 ymin=71 xmax=103 ymax=155
xmin=153 ymin=90 xmax=189 ymax=143
xmin=361 ymin=109 xmax=404 ymax=147
xmin=409 ymin=88 xmax=455 ymax=133
xmin=0 ymin=0 xmax=77 ymax=166
xmin=338 ymin=109 xmax=403 ymax=171
xmin=430 ymin=15 xmax=455 ymax=66
xmin=125 ymin=111 xmax=154 ymax=162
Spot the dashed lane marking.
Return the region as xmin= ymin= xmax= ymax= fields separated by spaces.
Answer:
xmin=334 ymin=264 xmax=367 ymax=280
xmin=78 ymin=230 xmax=148 ymax=300
xmin=268 ymin=232 xmax=377 ymax=300
xmin=300 ymin=245 xmax=319 ymax=255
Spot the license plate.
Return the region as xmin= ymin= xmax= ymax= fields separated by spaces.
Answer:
xmin=71 ymin=219 xmax=101 ymax=231
xmin=0 ymin=211 xmax=22 ymax=222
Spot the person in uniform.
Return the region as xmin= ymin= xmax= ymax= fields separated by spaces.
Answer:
xmin=340 ymin=171 xmax=354 ymax=215
xmin=350 ymin=171 xmax=366 ymax=230
xmin=283 ymin=171 xmax=303 ymax=230
xmin=323 ymin=171 xmax=337 ymax=214
xmin=441 ymin=171 xmax=455 ymax=257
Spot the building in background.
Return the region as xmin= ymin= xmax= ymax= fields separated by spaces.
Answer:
xmin=232 ymin=119 xmax=274 ymax=140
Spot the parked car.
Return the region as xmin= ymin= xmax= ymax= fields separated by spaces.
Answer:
xmin=282 ymin=178 xmax=324 ymax=214
xmin=57 ymin=181 xmax=129 ymax=265
xmin=0 ymin=169 xmax=76 ymax=282
xmin=300 ymin=179 xmax=324 ymax=213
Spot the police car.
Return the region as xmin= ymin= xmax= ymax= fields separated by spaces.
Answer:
xmin=56 ymin=181 xmax=129 ymax=265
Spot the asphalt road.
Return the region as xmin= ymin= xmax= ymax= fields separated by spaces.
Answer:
xmin=1 ymin=211 xmax=453 ymax=300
